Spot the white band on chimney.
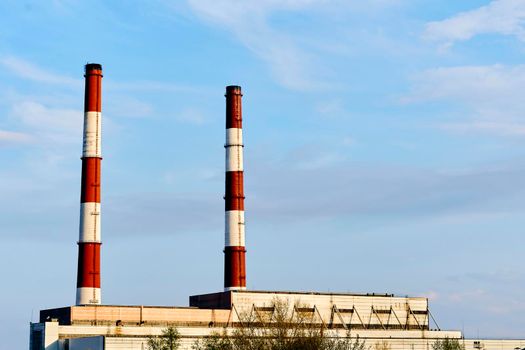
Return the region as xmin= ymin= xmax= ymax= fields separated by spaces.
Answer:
xmin=226 ymin=148 xmax=243 ymax=172
xmin=225 ymin=210 xmax=245 ymax=247
xmin=226 ymin=128 xmax=243 ymax=145
xmin=226 ymin=128 xmax=243 ymax=172
xmin=79 ymin=202 xmax=101 ymax=243
xmin=83 ymin=111 xmax=102 ymax=158
xmin=76 ymin=287 xmax=101 ymax=305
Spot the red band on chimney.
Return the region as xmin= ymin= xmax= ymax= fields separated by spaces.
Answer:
xmin=225 ymin=171 xmax=244 ymax=211
xmin=80 ymin=158 xmax=101 ymax=203
xmin=76 ymin=242 xmax=101 ymax=288
xmin=224 ymin=246 xmax=246 ymax=289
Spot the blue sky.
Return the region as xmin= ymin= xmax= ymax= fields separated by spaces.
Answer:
xmin=1 ymin=0 xmax=525 ymax=347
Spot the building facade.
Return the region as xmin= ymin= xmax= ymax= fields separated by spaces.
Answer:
xmin=30 ymin=290 xmax=525 ymax=350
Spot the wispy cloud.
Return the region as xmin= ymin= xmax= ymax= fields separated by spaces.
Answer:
xmin=0 ymin=130 xmax=33 ymax=145
xmin=105 ymin=192 xmax=221 ymax=237
xmin=12 ymin=101 xmax=79 ymax=131
xmin=438 ymin=121 xmax=525 ymax=136
xmin=423 ymin=270 xmax=525 ymax=324
xmin=0 ymin=100 xmax=83 ymax=148
xmin=174 ymin=0 xmax=408 ymax=90
xmin=185 ymin=0 xmax=328 ymax=90
xmin=247 ymin=151 xmax=525 ymax=226
xmin=105 ymin=94 xmax=154 ymax=119
xmin=175 ymin=107 xmax=207 ymax=125
xmin=105 ymin=80 xmax=204 ymax=94
xmin=315 ymin=98 xmax=351 ymax=119
xmin=90 ymin=151 xmax=525 ymax=239
xmin=423 ymin=0 xmax=525 ymax=47
xmin=403 ymin=64 xmax=525 ymax=136
xmin=0 ymin=57 xmax=83 ymax=145
xmin=0 ymin=55 xmax=204 ymax=95
xmin=0 ymin=56 xmax=80 ymax=88
xmin=403 ymin=64 xmax=525 ymax=105
xmin=30 ymin=153 xmax=523 ymax=239
xmin=462 ymin=270 xmax=525 ymax=286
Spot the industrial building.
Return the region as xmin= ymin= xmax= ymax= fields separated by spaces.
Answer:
xmin=29 ymin=64 xmax=525 ymax=350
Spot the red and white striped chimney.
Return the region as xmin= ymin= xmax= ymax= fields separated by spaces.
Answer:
xmin=76 ymin=63 xmax=103 ymax=305
xmin=224 ymin=85 xmax=246 ymax=291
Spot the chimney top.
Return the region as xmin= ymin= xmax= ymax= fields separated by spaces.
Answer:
xmin=226 ymin=85 xmax=242 ymax=94
xmin=85 ymin=63 xmax=102 ymax=71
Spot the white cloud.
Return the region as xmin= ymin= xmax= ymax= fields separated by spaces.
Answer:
xmin=106 ymin=95 xmax=154 ymax=119
xmin=447 ymin=288 xmax=487 ymax=303
xmin=424 ymin=0 xmax=525 ymax=46
xmin=12 ymin=101 xmax=79 ymax=131
xmin=9 ymin=101 xmax=82 ymax=145
xmin=403 ymin=64 xmax=525 ymax=136
xmin=105 ymin=192 xmax=221 ymax=236
xmin=0 ymin=56 xmax=80 ymax=88
xmin=315 ymin=99 xmax=349 ymax=119
xmin=180 ymin=0 xmax=406 ymax=90
xmin=438 ymin=121 xmax=525 ymax=136
xmin=426 ymin=270 xmax=525 ymax=319
xmin=342 ymin=136 xmax=356 ymax=146
xmin=294 ymin=152 xmax=345 ymax=170
xmin=247 ymin=150 xmax=525 ymax=226
xmin=105 ymin=80 xmax=203 ymax=94
xmin=422 ymin=290 xmax=440 ymax=301
xmin=0 ymin=130 xmax=33 ymax=145
xmin=185 ymin=0 xmax=327 ymax=90
xmin=175 ymin=107 xmax=207 ymax=125
xmin=187 ymin=1 xmax=320 ymax=26
xmin=403 ymin=64 xmax=525 ymax=104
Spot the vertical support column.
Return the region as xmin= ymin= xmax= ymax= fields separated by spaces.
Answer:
xmin=224 ymin=85 xmax=246 ymax=291
xmin=76 ymin=63 xmax=103 ymax=305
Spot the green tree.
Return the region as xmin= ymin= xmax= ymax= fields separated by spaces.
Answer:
xmin=432 ymin=337 xmax=465 ymax=350
xmin=148 ymin=326 xmax=181 ymax=350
